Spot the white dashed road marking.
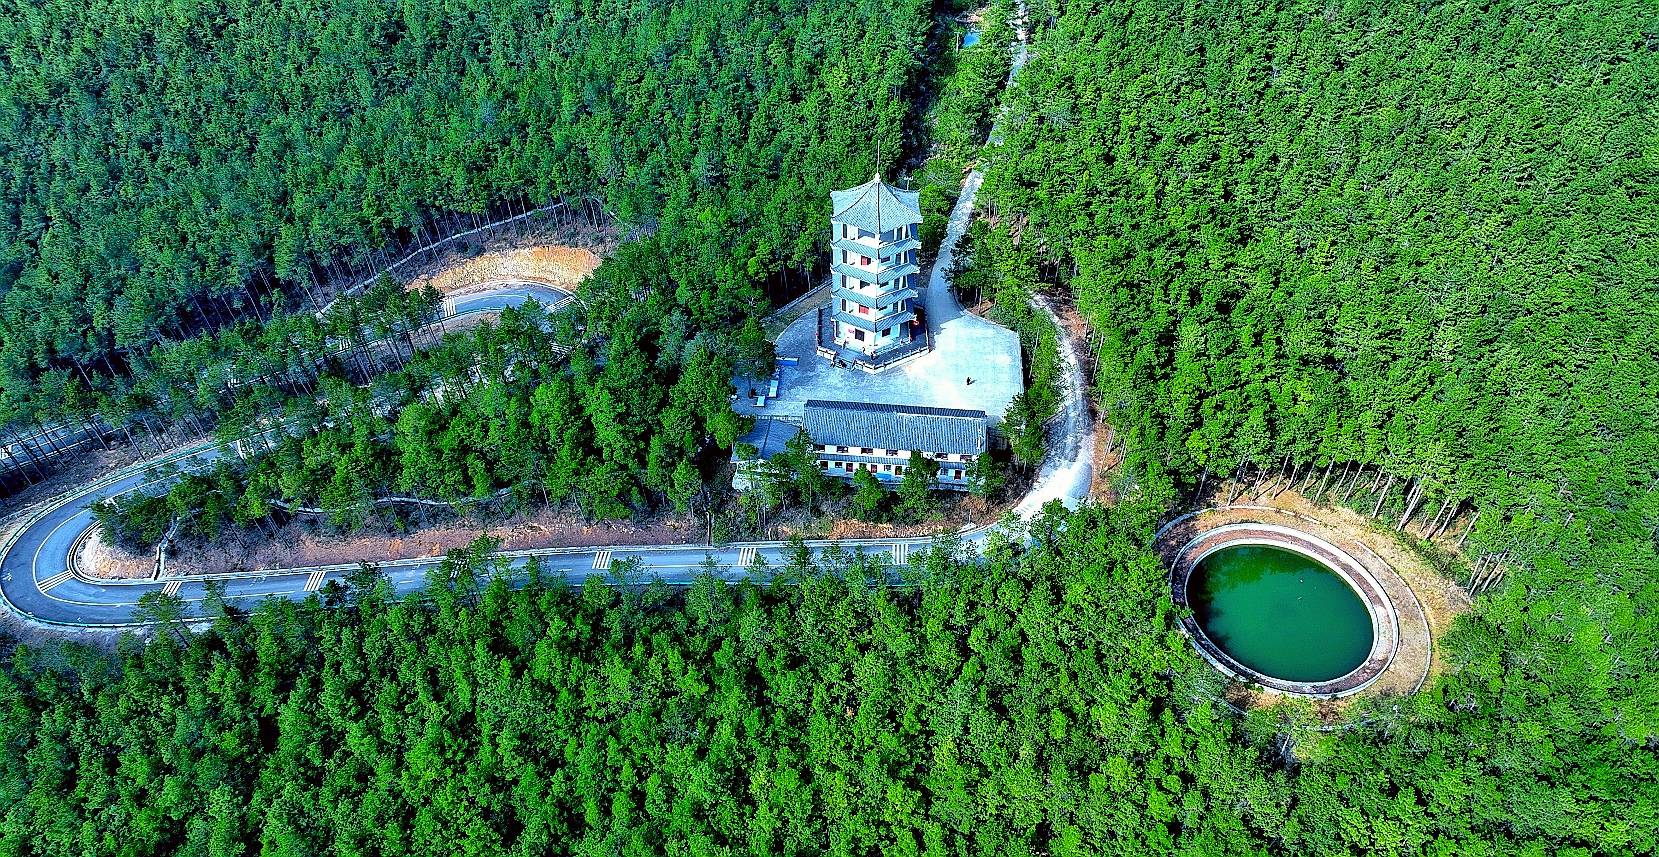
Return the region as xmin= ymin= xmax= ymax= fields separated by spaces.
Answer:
xmin=592 ymin=550 xmax=612 ymax=571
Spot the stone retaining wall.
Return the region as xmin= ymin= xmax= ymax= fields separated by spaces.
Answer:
xmin=1158 ymin=506 xmax=1433 ymax=701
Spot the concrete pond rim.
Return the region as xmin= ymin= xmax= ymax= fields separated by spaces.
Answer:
xmin=1169 ymin=522 xmax=1403 ymax=698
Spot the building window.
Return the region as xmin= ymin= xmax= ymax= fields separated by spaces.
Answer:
xmin=859 ymin=304 xmax=870 ymax=315
xmin=854 ymin=329 xmax=865 ymax=341
xmin=860 ymin=255 xmax=872 ymax=266
xmin=952 ymin=469 xmax=963 ymax=480
xmin=885 ymin=449 xmax=899 ymax=456
xmin=880 ymin=327 xmax=891 ymax=338
xmin=882 ymin=464 xmax=892 ymax=472
xmin=894 ymin=465 xmax=905 ymax=475
xmin=836 ymin=446 xmax=848 ymax=453
xmin=860 ymin=447 xmax=873 ymax=454
xmin=819 ymin=460 xmax=829 ymax=469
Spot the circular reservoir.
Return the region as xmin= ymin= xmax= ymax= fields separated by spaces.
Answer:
xmin=1188 ymin=544 xmax=1374 ymax=683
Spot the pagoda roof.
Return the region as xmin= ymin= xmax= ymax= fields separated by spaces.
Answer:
xmin=831 ymin=175 xmax=923 ymax=233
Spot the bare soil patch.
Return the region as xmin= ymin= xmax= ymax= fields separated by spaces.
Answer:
xmin=792 ymin=493 xmax=1001 ymax=542
xmin=1089 ymin=424 xmax=1121 ymax=502
xmin=76 ymin=526 xmax=153 ymax=580
xmin=0 ymin=429 xmax=209 ymax=522
xmin=410 ymin=245 xmax=602 ymax=296
xmin=99 ymin=507 xmax=709 ymax=579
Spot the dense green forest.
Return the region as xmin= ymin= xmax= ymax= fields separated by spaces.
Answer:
xmin=983 ymin=0 xmax=1659 ymax=553
xmin=5 ymin=503 xmax=1649 ymax=855
xmin=0 ymin=0 xmax=929 ymax=458
xmin=0 ymin=0 xmax=1655 ymax=851
xmin=970 ymin=0 xmax=1659 ymax=850
xmin=0 ymin=0 xmax=942 ymax=512
xmin=91 ymin=292 xmax=757 ymax=543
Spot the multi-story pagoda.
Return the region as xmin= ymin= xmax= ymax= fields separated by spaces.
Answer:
xmin=818 ymin=175 xmax=929 ymax=370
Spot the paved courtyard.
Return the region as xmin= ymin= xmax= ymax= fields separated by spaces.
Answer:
xmin=735 ymin=171 xmax=1022 ymax=456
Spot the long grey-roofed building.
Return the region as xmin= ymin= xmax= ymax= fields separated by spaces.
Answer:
xmin=802 ymin=399 xmax=986 ymax=489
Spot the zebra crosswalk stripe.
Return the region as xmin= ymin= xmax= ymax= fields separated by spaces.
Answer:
xmin=592 ymin=550 xmax=612 ymax=570
xmin=892 ymin=543 xmax=908 ymax=566
xmin=305 ymin=568 xmax=327 ymax=592
xmin=737 ymin=546 xmax=758 ymax=568
xmin=161 ymin=579 xmax=182 ymax=597
xmin=38 ymin=570 xmax=75 ymax=591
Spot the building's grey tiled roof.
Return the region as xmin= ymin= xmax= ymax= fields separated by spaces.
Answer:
xmin=803 ymin=400 xmax=986 ymax=456
xmin=830 ymin=176 xmax=923 ymax=233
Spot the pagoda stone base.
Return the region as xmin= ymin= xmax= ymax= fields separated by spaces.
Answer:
xmin=814 ymin=306 xmax=932 ymax=372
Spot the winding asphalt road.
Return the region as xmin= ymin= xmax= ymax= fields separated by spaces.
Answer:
xmin=4 ymin=266 xmax=1088 ymax=630
xmin=2 ymin=256 xmax=1089 ymax=630
xmin=0 ymin=18 xmax=1089 ymax=629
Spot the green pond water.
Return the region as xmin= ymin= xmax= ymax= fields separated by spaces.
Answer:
xmin=1189 ymin=544 xmax=1373 ymax=683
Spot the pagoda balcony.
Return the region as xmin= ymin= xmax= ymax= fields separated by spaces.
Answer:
xmin=832 ymin=235 xmax=920 ymax=259
xmin=831 ymin=307 xmax=917 ymax=332
xmin=830 ymin=285 xmax=918 ymax=311
xmin=832 ymin=261 xmax=920 ymax=286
